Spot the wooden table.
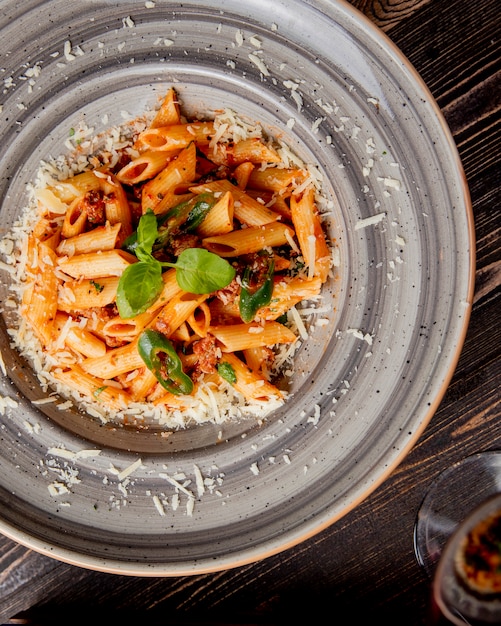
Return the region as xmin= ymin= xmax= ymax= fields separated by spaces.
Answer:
xmin=0 ymin=0 xmax=499 ymax=624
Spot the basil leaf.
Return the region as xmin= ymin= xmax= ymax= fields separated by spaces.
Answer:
xmin=172 ymin=248 xmax=236 ymax=294
xmin=136 ymin=209 xmax=158 ymax=255
xmin=116 ymin=262 xmax=163 ymax=318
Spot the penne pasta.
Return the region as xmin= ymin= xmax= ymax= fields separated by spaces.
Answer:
xmin=218 ymin=352 xmax=282 ymax=401
xmin=96 ymin=172 xmax=133 ymax=244
xmin=57 ymin=276 xmax=119 ymax=310
xmin=187 ymin=302 xmax=212 ymax=338
xmin=48 ymin=170 xmax=102 ymax=204
xmin=243 ymin=346 xmax=273 ymax=378
xmin=138 ymin=121 xmax=215 ymax=152
xmin=57 ymin=222 xmax=121 ymax=256
xmin=141 ymin=142 xmax=196 ymax=214
xmin=233 ymin=162 xmax=255 ymax=190
xmin=202 ymin=222 xmax=295 ymax=257
xmin=21 ymin=242 xmax=59 ymax=347
xmin=290 ymin=186 xmax=331 ymax=281
xmin=126 ymin=367 xmax=158 ymax=402
xmin=7 ymin=85 xmax=334 ymax=428
xmin=153 ymin=292 xmax=209 ymax=338
xmin=210 ymin=321 xmax=297 ymax=352
xmin=53 ymin=312 xmax=107 ymax=358
xmin=189 ymin=179 xmax=281 ymax=226
xmin=80 ymin=339 xmax=144 ymax=379
xmin=196 ymin=190 xmax=234 ymax=237
xmin=258 ymin=275 xmax=323 ymax=321
xmin=248 ymin=167 xmax=305 ymax=194
xmin=57 ymin=249 xmax=137 ymax=279
xmin=102 ymin=309 xmax=159 ymax=340
xmin=61 ymin=197 xmax=88 ymax=239
xmin=116 ymin=150 xmax=173 ymax=185
xmin=53 ymin=365 xmax=132 ymax=410
xmin=149 ymin=86 xmax=182 ymax=129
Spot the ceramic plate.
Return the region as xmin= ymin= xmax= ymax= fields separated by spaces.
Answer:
xmin=0 ymin=0 xmax=474 ymax=574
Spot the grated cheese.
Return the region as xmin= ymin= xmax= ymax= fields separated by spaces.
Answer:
xmin=0 ymin=93 xmax=336 ymax=433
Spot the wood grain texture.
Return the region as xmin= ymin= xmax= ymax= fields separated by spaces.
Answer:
xmin=0 ymin=0 xmax=499 ymax=624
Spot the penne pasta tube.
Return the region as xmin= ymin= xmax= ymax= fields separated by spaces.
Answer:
xmin=58 ymin=276 xmax=119 ymax=310
xmin=201 ymin=139 xmax=280 ymax=167
xmin=57 ymin=249 xmax=137 ymax=279
xmin=258 ymin=275 xmax=323 ymax=321
xmin=218 ymin=352 xmax=282 ymax=401
xmin=202 ymin=222 xmax=295 ymax=257
xmin=210 ymin=321 xmax=297 ymax=352
xmin=190 ymin=179 xmax=281 ymax=226
xmin=248 ymin=167 xmax=305 ymax=194
xmin=229 ymin=138 xmax=281 ymax=164
xmin=125 ymin=367 xmax=158 ymax=402
xmin=116 ymin=150 xmax=173 ymax=185
xmin=187 ymin=302 xmax=211 ymax=338
xmin=290 ymin=187 xmax=331 ymax=282
xmin=21 ymin=242 xmax=59 ymax=347
xmin=196 ymin=190 xmax=234 ymax=237
xmin=102 ymin=309 xmax=159 ymax=339
xmin=53 ymin=365 xmax=132 ymax=410
xmin=138 ymin=121 xmax=215 ymax=152
xmin=170 ymin=321 xmax=191 ymax=343
xmin=142 ymin=142 xmax=196 ymax=214
xmin=56 ymin=222 xmax=121 ymax=256
xmin=96 ymin=172 xmax=132 ymax=244
xmin=233 ymin=162 xmax=254 ymax=190
xmin=61 ymin=197 xmax=88 ymax=239
xmin=243 ymin=346 xmax=273 ymax=377
xmin=153 ymin=292 xmax=209 ymax=338
xmin=149 ymin=86 xmax=181 ymax=129
xmin=48 ymin=170 xmax=102 ymax=204
xmin=80 ymin=339 xmax=144 ymax=379
xmin=53 ymin=312 xmax=107 ymax=358
xmin=27 ymin=220 xmax=61 ymax=261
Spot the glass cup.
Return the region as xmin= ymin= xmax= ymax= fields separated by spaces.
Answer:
xmin=414 ymin=451 xmax=501 ymax=624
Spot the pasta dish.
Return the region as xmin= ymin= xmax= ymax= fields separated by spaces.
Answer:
xmin=1 ymin=87 xmax=334 ymax=429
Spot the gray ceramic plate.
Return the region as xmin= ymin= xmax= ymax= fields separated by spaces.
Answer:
xmin=0 ymin=0 xmax=474 ymax=574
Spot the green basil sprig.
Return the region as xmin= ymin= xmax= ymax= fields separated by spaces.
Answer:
xmin=137 ymin=329 xmax=193 ymax=395
xmin=239 ymin=253 xmax=275 ymax=323
xmin=116 ymin=209 xmax=236 ymax=319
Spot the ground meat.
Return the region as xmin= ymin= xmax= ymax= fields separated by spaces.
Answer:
xmin=72 ymin=303 xmax=118 ymax=322
xmin=259 ymin=347 xmax=276 ymax=378
xmin=154 ymin=318 xmax=172 ymax=337
xmin=103 ymin=335 xmax=128 ymax=348
xmin=215 ymin=277 xmax=240 ymax=305
xmin=192 ymin=334 xmax=219 ymax=374
xmin=169 ymin=234 xmax=201 ymax=256
xmin=82 ymin=189 xmax=106 ymax=225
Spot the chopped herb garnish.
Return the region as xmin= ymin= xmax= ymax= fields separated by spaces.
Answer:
xmin=93 ymin=386 xmax=107 ymax=398
xmin=217 ymin=362 xmax=237 ymax=385
xmin=90 ymin=280 xmax=104 ymax=293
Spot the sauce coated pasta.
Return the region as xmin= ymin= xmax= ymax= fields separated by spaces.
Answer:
xmin=6 ymin=87 xmax=334 ymax=429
